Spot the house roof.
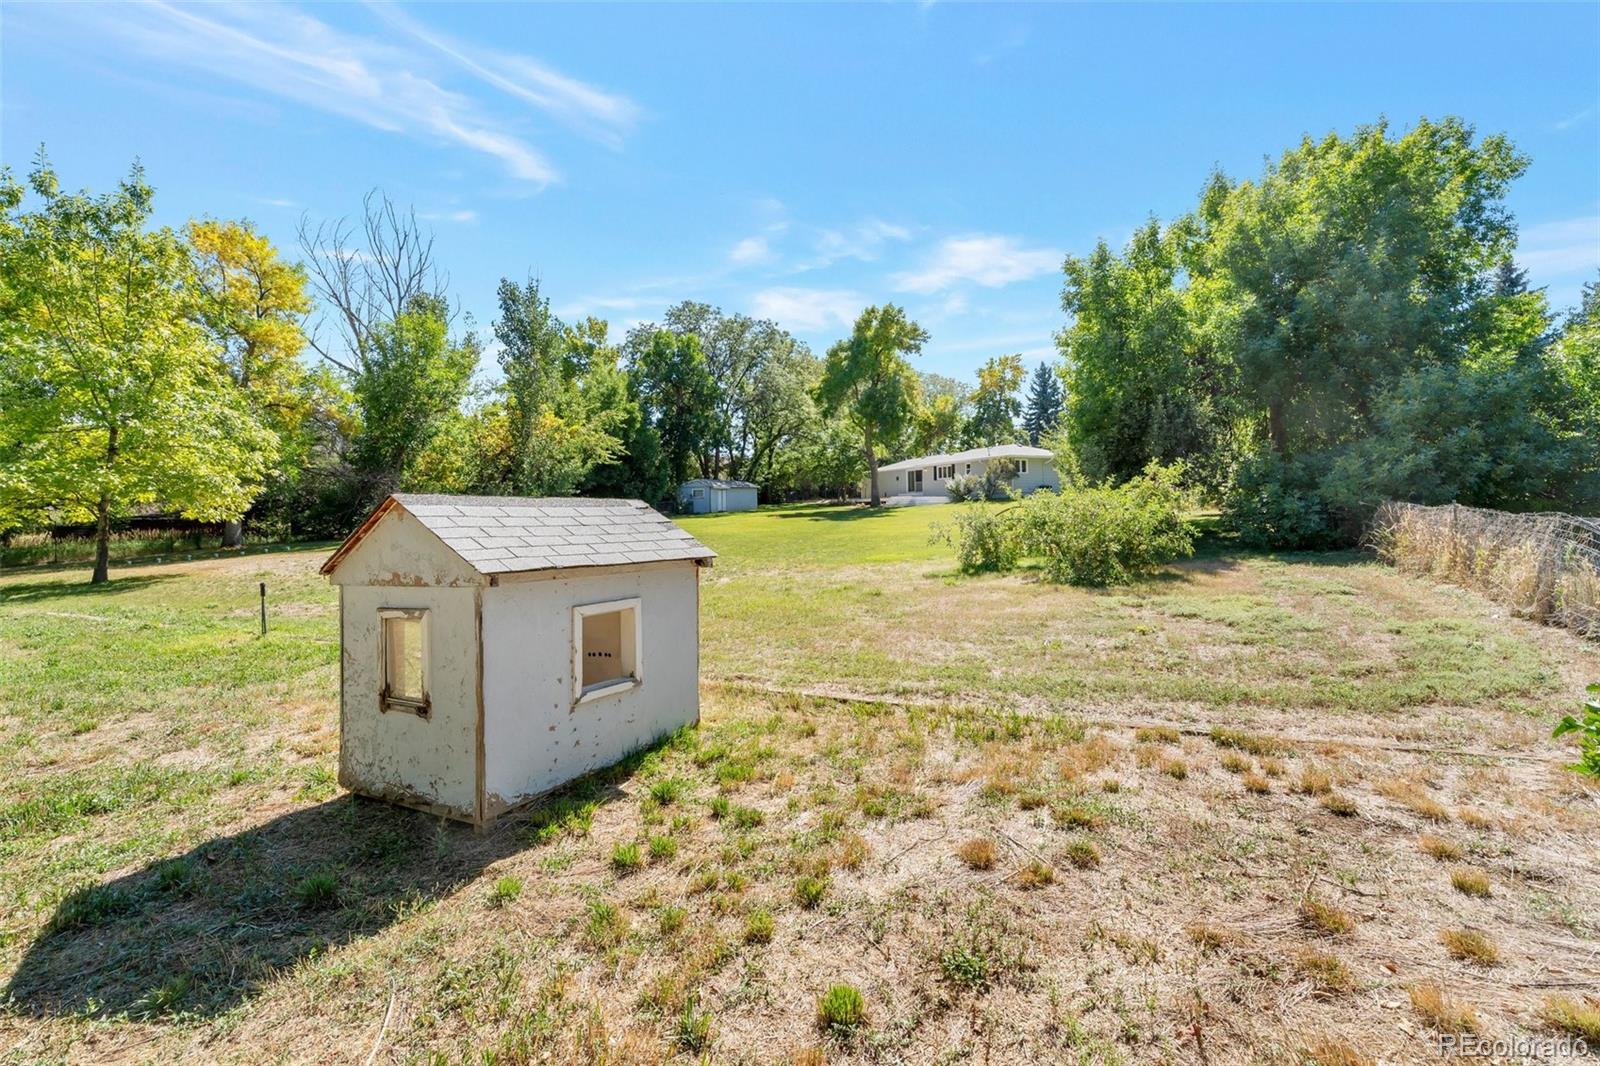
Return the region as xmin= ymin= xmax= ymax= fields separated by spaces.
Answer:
xmin=681 ymin=479 xmax=758 ymax=490
xmin=876 ymin=444 xmax=1054 ymax=474
xmin=320 ymin=494 xmax=715 ymax=578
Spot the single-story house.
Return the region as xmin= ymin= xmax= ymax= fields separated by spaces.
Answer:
xmin=678 ymin=479 xmax=758 ymax=514
xmin=864 ymin=444 xmax=1060 ymax=499
xmin=320 ymin=493 xmax=715 ymax=828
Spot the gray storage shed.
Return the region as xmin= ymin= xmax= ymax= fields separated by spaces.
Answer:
xmin=320 ymin=493 xmax=714 ymax=828
xmin=678 ymin=479 xmax=758 ymax=514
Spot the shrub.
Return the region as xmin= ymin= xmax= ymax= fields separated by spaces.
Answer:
xmin=1015 ymin=462 xmax=1194 ymax=585
xmin=932 ymin=506 xmax=1020 ymax=574
xmin=817 ymin=983 xmax=866 ymax=1035
xmin=1223 ymin=453 xmax=1343 ymax=550
xmin=1553 ymin=684 xmax=1600 ymax=779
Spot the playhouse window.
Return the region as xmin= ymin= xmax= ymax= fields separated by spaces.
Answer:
xmin=379 ymin=608 xmax=429 ymax=716
xmin=1017 ymin=459 xmax=1029 ymax=473
xmin=573 ymin=598 xmax=642 ymax=705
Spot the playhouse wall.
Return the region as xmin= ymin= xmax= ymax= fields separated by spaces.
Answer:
xmin=480 ymin=562 xmax=701 ymax=817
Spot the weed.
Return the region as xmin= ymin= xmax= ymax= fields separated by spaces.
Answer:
xmin=489 ymin=875 xmax=523 ymax=906
xmin=649 ymin=834 xmax=678 ymax=862
xmin=837 ymin=833 xmax=868 ymax=870
xmin=1296 ymin=767 xmax=1333 ymax=795
xmin=1418 ymin=834 xmax=1462 ymax=861
xmin=709 ymin=795 xmax=731 ymax=820
xmin=584 ymin=899 xmax=628 ymax=949
xmin=744 ymin=907 xmax=775 ymax=944
xmin=612 ymin=842 xmax=643 ymax=873
xmin=794 ymin=875 xmax=828 ymax=909
xmin=48 ymin=883 xmax=134 ymax=933
xmin=1160 ymin=756 xmax=1188 ymax=780
xmin=649 ymin=777 xmax=688 ymax=805
xmin=1458 ymin=807 xmax=1494 ymax=829
xmin=1540 ymin=995 xmax=1600 ymax=1043
xmin=817 ymin=983 xmax=866 ymax=1036
xmin=1408 ymin=982 xmax=1480 ymax=1033
xmin=1449 ymin=867 xmax=1491 ymax=897
xmin=673 ymin=996 xmax=714 ymax=1053
xmin=1062 ymin=838 xmax=1101 ymax=869
xmin=1135 ymin=726 xmax=1179 ymax=745
xmin=1321 ymin=793 xmax=1358 ymax=817
xmin=294 ymin=871 xmax=340 ymax=911
xmin=957 ymin=838 xmax=996 ymax=870
xmin=1220 ymin=752 xmax=1251 ymax=774
xmin=1439 ymin=928 xmax=1498 ymax=965
xmin=1017 ymin=859 xmax=1055 ymax=888
xmin=657 ymin=905 xmax=687 ymax=938
xmin=940 ymin=942 xmax=990 ymax=988
xmin=1209 ymin=727 xmax=1286 ymax=756
xmin=1299 ymin=897 xmax=1356 ymax=936
xmin=1294 ymin=949 xmax=1356 ymax=995
xmin=1242 ymin=771 xmax=1271 ymax=794
xmin=1186 ymin=922 xmax=1241 ymax=951
xmin=142 ymin=972 xmax=192 ymax=1016
xmin=730 ymin=805 xmax=765 ymax=829
xmin=1298 ymin=1037 xmax=1373 ymax=1066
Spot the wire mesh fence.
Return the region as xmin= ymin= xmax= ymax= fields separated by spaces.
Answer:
xmin=1367 ymin=501 xmax=1600 ymax=640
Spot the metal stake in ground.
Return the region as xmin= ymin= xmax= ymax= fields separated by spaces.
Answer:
xmin=259 ymin=582 xmax=267 ymax=637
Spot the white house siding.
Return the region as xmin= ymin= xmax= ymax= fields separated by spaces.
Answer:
xmin=480 ymin=560 xmax=701 ymax=817
xmin=330 ymin=511 xmax=483 ymax=821
xmin=867 ymin=458 xmax=1060 ymax=498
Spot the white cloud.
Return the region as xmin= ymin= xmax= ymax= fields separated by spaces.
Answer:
xmin=1517 ymin=215 xmax=1600 ymax=276
xmin=1554 ymin=106 xmax=1595 ymax=132
xmin=750 ymin=287 xmax=863 ymax=332
xmin=62 ymin=2 xmax=635 ymax=186
xmin=893 ymin=234 xmax=1061 ymax=294
xmin=419 ymin=208 xmax=478 ymax=223
xmin=799 ymin=218 xmax=913 ymax=270
xmin=368 ymin=1 xmax=640 ymax=149
xmin=729 ymin=236 xmax=771 ymax=265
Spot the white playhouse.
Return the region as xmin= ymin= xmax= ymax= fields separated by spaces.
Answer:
xmin=320 ymin=493 xmax=715 ymax=827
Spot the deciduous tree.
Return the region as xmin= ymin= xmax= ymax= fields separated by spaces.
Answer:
xmin=815 ymin=305 xmax=927 ymax=506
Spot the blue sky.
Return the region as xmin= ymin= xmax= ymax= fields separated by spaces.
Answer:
xmin=4 ymin=2 xmax=1599 ymax=382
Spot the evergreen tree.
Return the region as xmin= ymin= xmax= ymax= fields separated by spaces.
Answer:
xmin=1021 ymin=362 xmax=1064 ymax=445
xmin=1493 ymin=257 xmax=1530 ymax=296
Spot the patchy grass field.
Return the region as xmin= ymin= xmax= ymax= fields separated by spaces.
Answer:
xmin=1 ymin=503 xmax=1597 ymax=1064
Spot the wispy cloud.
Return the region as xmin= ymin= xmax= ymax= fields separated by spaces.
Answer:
xmin=57 ymin=2 xmax=636 ymax=186
xmin=1517 ymin=215 xmax=1600 ymax=276
xmin=973 ymin=24 xmax=1029 ymax=67
xmin=1553 ymin=106 xmax=1595 ymax=132
xmin=799 ymin=218 xmax=913 ymax=271
xmin=419 ymin=208 xmax=479 ymax=223
xmin=893 ymin=234 xmax=1061 ymax=294
xmin=368 ymin=1 xmax=640 ymax=150
xmin=750 ymin=287 xmax=863 ymax=332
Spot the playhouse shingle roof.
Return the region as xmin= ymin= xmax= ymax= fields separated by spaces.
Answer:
xmin=321 ymin=494 xmax=714 ymax=577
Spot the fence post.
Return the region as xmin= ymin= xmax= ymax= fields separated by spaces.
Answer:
xmin=259 ymin=581 xmax=267 ymax=638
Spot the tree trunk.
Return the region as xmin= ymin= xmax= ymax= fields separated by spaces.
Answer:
xmin=91 ymin=425 xmax=119 ymax=584
xmin=1267 ymin=399 xmax=1288 ymax=454
xmin=865 ymin=427 xmax=880 ymax=507
xmin=92 ymin=491 xmax=111 ymax=584
xmin=222 ymin=519 xmax=244 ymax=549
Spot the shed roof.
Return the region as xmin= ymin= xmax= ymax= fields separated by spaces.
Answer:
xmin=320 ymin=494 xmax=715 ymax=578
xmin=681 ymin=479 xmax=758 ymax=490
xmin=876 ymin=444 xmax=1053 ymax=474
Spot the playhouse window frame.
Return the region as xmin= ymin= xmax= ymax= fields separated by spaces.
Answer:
xmin=378 ymin=607 xmax=430 ymax=718
xmin=572 ymin=597 xmax=643 ymax=707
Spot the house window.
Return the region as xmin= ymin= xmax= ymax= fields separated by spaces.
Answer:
xmin=965 ymin=463 xmax=971 ymax=474
xmin=934 ymin=464 xmax=955 ymax=480
xmin=379 ymin=608 xmax=429 ymax=717
xmin=1017 ymin=460 xmax=1029 ymax=474
xmin=573 ymin=598 xmax=642 ymax=706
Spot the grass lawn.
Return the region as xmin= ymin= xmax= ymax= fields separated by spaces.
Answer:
xmin=2 ymin=502 xmax=1597 ymax=1064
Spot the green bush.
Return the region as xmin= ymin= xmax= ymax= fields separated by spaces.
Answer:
xmin=1221 ymin=454 xmax=1341 ymax=550
xmin=1553 ymin=684 xmax=1600 ymax=779
xmin=932 ymin=506 xmax=1020 ymax=573
xmin=1016 ymin=462 xmax=1195 ymax=585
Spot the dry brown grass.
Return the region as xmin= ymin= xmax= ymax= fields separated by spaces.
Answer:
xmin=1458 ymin=806 xmax=1495 ymax=829
xmin=1016 ymin=859 xmax=1055 ymax=889
xmin=1321 ymin=792 xmax=1359 ymax=817
xmin=1295 ymin=949 xmax=1357 ymax=995
xmin=1296 ymin=767 xmax=1333 ymax=795
xmin=1450 ymin=867 xmax=1492 ymax=897
xmin=1418 ymin=834 xmax=1463 ymax=861
xmin=1408 ymin=982 xmax=1481 ymax=1033
xmin=957 ymin=837 xmax=997 ymax=870
xmin=1298 ymin=1036 xmax=1375 ymax=1066
xmin=1186 ymin=922 xmax=1244 ymax=952
xmin=1540 ymin=994 xmax=1600 ymax=1043
xmin=1378 ymin=778 xmax=1450 ymax=822
xmin=1299 ymin=897 xmax=1357 ymax=937
xmin=1242 ymin=771 xmax=1271 ymax=794
xmin=1439 ymin=928 xmax=1499 ymax=965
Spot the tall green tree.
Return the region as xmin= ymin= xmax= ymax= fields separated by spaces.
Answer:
xmin=0 ymin=156 xmax=276 ymax=582
xmin=815 ymin=305 xmax=928 ymax=506
xmin=187 ymin=218 xmax=314 ymax=545
xmin=349 ymin=299 xmax=478 ymax=499
xmin=633 ymin=330 xmax=718 ymax=488
xmin=491 ymin=279 xmax=622 ymax=496
xmin=1020 ymin=362 xmax=1064 ymax=445
xmin=963 ymin=354 xmax=1026 ymax=447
